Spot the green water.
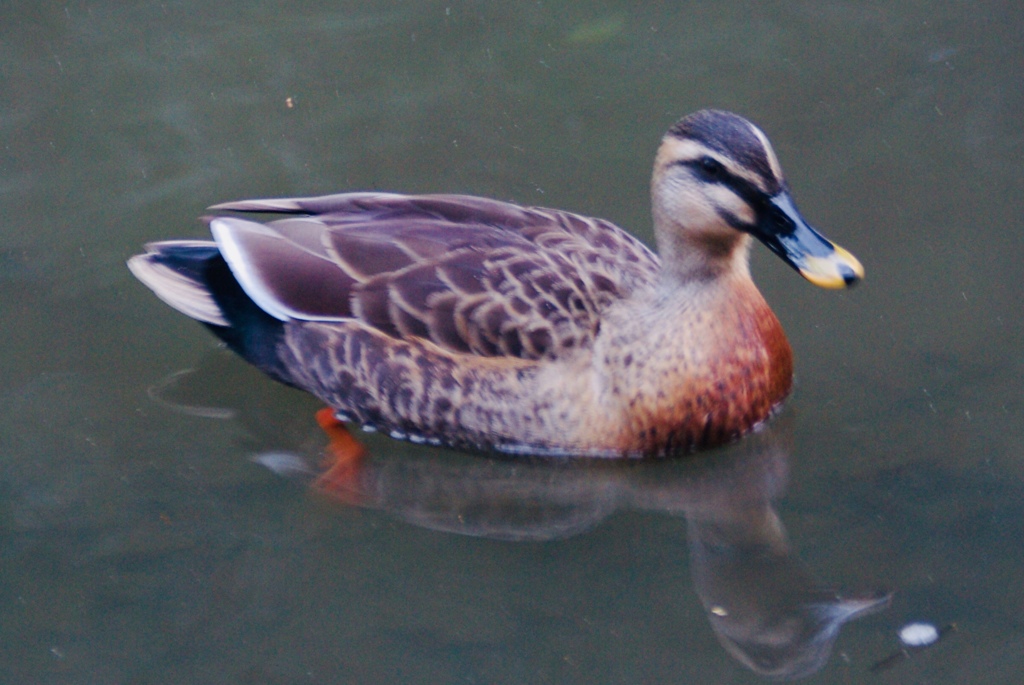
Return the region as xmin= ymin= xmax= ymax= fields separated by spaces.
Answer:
xmin=2 ymin=1 xmax=1023 ymax=682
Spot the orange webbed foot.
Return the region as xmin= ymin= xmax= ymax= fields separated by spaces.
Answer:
xmin=313 ymin=407 xmax=366 ymax=504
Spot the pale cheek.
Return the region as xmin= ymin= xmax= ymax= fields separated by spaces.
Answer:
xmin=669 ymin=183 xmax=718 ymax=223
xmin=655 ymin=172 xmax=754 ymax=230
xmin=706 ymin=185 xmax=755 ymax=225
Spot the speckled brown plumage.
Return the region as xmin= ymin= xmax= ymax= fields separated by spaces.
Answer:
xmin=272 ymin=273 xmax=792 ymax=456
xmin=129 ymin=109 xmax=862 ymax=457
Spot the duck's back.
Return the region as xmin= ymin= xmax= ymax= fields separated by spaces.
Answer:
xmin=202 ymin=193 xmax=660 ymax=363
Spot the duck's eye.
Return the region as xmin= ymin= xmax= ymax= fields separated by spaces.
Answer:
xmin=698 ymin=156 xmax=726 ymax=179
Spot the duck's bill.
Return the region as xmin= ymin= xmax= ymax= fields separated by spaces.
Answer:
xmin=756 ymin=191 xmax=864 ymax=289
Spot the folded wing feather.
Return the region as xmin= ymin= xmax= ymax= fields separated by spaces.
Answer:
xmin=211 ymin=193 xmax=660 ymax=361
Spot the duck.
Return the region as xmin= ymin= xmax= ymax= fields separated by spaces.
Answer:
xmin=128 ymin=109 xmax=863 ymax=458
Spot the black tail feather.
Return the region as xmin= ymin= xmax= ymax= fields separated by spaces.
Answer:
xmin=151 ymin=244 xmax=296 ymax=387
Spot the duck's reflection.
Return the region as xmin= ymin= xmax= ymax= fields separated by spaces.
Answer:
xmin=154 ymin=353 xmax=891 ymax=680
xmin=684 ymin=486 xmax=890 ymax=679
xmin=308 ymin=414 xmax=889 ymax=680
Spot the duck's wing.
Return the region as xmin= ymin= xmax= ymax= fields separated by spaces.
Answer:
xmin=209 ymin=193 xmax=660 ymax=360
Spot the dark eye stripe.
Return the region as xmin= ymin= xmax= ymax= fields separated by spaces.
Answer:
xmin=674 ymin=157 xmax=774 ymax=232
xmin=677 ymin=158 xmax=764 ymax=200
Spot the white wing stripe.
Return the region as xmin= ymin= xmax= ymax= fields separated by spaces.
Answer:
xmin=211 ymin=218 xmax=294 ymax=322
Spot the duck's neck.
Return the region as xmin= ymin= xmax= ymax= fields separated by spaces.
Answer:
xmin=652 ymin=212 xmax=753 ymax=288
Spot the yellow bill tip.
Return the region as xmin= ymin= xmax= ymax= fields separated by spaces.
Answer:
xmin=798 ymin=244 xmax=864 ymax=289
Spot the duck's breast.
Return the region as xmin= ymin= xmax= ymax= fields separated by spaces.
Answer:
xmin=593 ymin=281 xmax=793 ymax=454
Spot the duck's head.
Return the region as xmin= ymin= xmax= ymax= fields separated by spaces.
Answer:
xmin=651 ymin=109 xmax=863 ymax=289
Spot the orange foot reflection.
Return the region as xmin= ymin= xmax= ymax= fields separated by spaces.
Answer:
xmin=313 ymin=407 xmax=366 ymax=505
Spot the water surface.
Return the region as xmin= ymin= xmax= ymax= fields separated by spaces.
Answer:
xmin=2 ymin=1 xmax=1023 ymax=682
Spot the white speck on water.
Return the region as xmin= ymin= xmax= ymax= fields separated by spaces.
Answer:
xmin=250 ymin=452 xmax=312 ymax=477
xmin=361 ymin=424 xmax=377 ymax=433
xmin=899 ymin=622 xmax=939 ymax=646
